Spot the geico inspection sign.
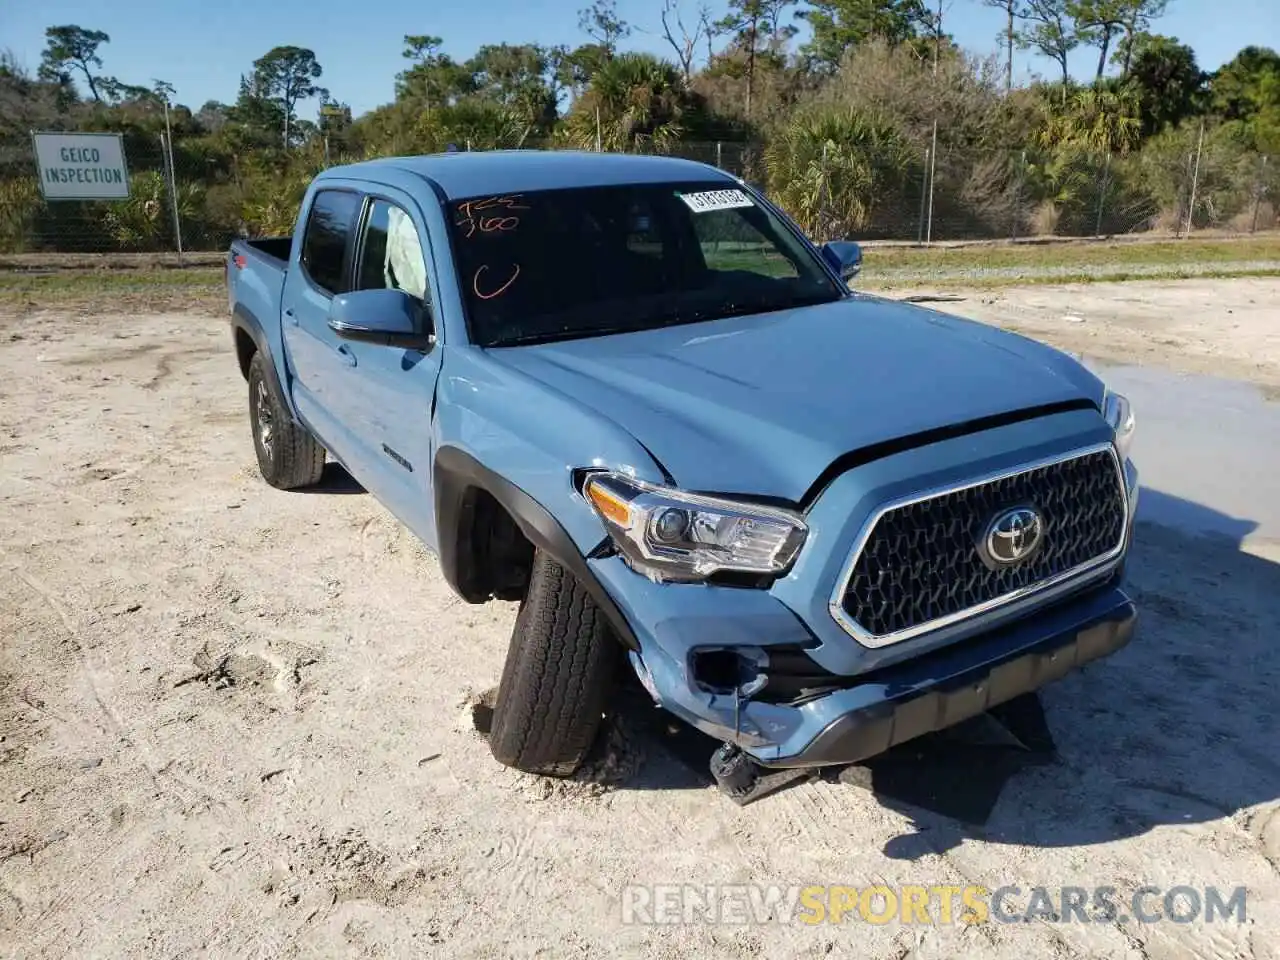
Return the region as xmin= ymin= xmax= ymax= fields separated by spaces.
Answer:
xmin=32 ymin=132 xmax=130 ymax=200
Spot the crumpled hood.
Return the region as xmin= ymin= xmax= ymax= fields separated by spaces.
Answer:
xmin=488 ymin=296 xmax=1103 ymax=502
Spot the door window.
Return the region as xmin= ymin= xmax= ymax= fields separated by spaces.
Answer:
xmin=300 ymin=189 xmax=360 ymax=295
xmin=356 ymin=199 xmax=431 ymax=304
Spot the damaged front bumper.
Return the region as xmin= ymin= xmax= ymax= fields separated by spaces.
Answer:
xmin=585 ymin=439 xmax=1140 ymax=772
xmin=606 ymin=559 xmax=1134 ymax=769
xmin=579 ymin=388 xmax=1141 ymax=771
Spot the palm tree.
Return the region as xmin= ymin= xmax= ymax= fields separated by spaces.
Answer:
xmin=764 ymin=107 xmax=915 ymax=239
xmin=1038 ymin=86 xmax=1142 ymax=157
xmin=562 ymin=53 xmax=685 ymax=152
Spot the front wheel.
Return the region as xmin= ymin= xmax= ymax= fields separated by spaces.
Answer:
xmin=247 ymin=351 xmax=325 ymax=490
xmin=488 ymin=550 xmax=622 ymax=776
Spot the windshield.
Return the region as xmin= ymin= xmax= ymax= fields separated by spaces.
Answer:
xmin=446 ymin=181 xmax=844 ymax=347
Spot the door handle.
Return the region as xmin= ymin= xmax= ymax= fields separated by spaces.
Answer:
xmin=284 ymin=307 xmax=297 ymax=324
xmin=336 ymin=344 xmax=357 ymax=368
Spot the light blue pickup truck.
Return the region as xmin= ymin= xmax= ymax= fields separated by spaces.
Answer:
xmin=227 ymin=151 xmax=1139 ymax=803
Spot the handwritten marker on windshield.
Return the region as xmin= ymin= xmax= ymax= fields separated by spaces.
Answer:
xmin=474 ymin=263 xmax=520 ymax=300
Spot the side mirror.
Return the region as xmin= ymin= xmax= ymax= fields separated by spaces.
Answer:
xmin=821 ymin=240 xmax=862 ymax=281
xmin=328 ymin=288 xmax=434 ymax=351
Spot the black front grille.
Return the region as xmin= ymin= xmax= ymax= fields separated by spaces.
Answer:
xmin=840 ymin=449 xmax=1126 ymax=639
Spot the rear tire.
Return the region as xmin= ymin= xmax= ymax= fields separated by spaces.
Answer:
xmin=489 ymin=550 xmax=622 ymax=776
xmin=248 ymin=351 xmax=325 ymax=490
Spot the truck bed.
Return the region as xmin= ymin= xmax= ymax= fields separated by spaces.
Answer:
xmin=236 ymin=236 xmax=292 ymax=265
xmin=228 ymin=236 xmax=290 ymax=340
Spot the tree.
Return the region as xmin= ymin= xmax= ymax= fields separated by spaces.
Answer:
xmin=38 ymin=25 xmax=110 ymax=101
xmin=1038 ymin=84 xmax=1141 ymax=155
xmin=152 ymin=79 xmax=176 ymax=106
xmin=716 ymin=1 xmax=797 ymax=118
xmin=1125 ymin=34 xmax=1203 ymax=135
xmin=578 ymin=1 xmax=631 ymax=55
xmin=1016 ymin=0 xmax=1079 ymax=90
xmin=1209 ymin=46 xmax=1280 ymax=152
xmin=799 ymin=0 xmax=934 ymax=73
xmin=97 ymin=77 xmax=154 ymax=106
xmin=230 ymin=72 xmax=287 ymax=145
xmin=318 ymin=98 xmax=353 ymax=136
xmin=764 ymin=106 xmax=915 ymax=238
xmin=554 ymin=44 xmax=612 ymax=100
xmin=1114 ymin=0 xmax=1168 ymax=75
xmin=562 ymin=53 xmax=685 ymax=151
xmin=397 ymin=36 xmax=476 ymax=107
xmin=196 ymin=100 xmax=232 ymax=133
xmin=1210 ymin=46 xmax=1280 ymax=121
xmin=983 ymin=0 xmax=1018 ymax=90
xmin=468 ymin=44 xmax=558 ymax=131
xmin=249 ymin=46 xmax=324 ymax=147
xmin=659 ymin=0 xmax=715 ymax=83
xmin=1067 ymin=0 xmax=1126 ymax=81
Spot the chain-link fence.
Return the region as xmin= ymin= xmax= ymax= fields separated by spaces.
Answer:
xmin=1 ymin=126 xmax=1274 ymax=257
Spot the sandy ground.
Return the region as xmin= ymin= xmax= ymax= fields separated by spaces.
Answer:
xmin=880 ymin=276 xmax=1280 ymax=396
xmin=1 ymin=278 xmax=1278 ymax=958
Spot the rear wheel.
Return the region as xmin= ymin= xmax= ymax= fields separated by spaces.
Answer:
xmin=247 ymin=351 xmax=325 ymax=490
xmin=488 ymin=550 xmax=622 ymax=776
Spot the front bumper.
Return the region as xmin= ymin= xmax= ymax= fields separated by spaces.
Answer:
xmin=586 ymin=410 xmax=1139 ymax=770
xmin=760 ymin=583 xmax=1135 ymax=767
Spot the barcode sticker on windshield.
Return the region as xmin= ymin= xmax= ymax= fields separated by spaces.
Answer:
xmin=679 ymin=189 xmax=755 ymax=213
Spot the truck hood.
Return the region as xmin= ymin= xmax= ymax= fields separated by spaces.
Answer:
xmin=487 ymin=296 xmax=1103 ymax=502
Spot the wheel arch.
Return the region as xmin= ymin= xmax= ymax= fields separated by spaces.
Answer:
xmin=433 ymin=445 xmax=639 ymax=651
xmin=231 ymin=304 xmax=293 ymax=419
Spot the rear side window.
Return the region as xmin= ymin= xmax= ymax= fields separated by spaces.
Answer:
xmin=301 ymin=189 xmax=360 ymax=295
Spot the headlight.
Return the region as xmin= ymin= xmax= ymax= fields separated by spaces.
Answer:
xmin=582 ymin=472 xmax=808 ymax=583
xmin=1102 ymin=389 xmax=1136 ymax=460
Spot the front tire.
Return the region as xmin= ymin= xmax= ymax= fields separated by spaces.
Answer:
xmin=489 ymin=550 xmax=622 ymax=776
xmin=247 ymin=351 xmax=325 ymax=490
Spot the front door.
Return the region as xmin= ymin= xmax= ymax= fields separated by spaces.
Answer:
xmin=339 ymin=192 xmax=444 ymax=548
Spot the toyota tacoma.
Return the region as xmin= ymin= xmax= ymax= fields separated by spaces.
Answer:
xmin=226 ymin=151 xmax=1139 ymax=802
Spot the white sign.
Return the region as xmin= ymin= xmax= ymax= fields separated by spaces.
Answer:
xmin=679 ymin=189 xmax=755 ymax=213
xmin=32 ymin=132 xmax=130 ymax=200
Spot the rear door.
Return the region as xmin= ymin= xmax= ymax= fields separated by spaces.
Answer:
xmin=281 ymin=187 xmax=363 ymax=466
xmin=339 ymin=190 xmax=444 ymax=546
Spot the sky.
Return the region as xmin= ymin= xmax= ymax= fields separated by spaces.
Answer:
xmin=3 ymin=0 xmax=1277 ymax=120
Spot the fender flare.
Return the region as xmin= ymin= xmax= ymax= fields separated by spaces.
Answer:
xmin=230 ymin=304 xmax=293 ymax=420
xmin=434 ymin=446 xmax=639 ymax=651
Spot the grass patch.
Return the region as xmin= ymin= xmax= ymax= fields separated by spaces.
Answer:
xmin=864 ymin=236 xmax=1280 ymax=272
xmin=1 ymin=236 xmax=1277 ymax=312
xmin=863 ymin=264 xmax=1280 ymax=292
xmin=0 ymin=266 xmax=224 ymax=312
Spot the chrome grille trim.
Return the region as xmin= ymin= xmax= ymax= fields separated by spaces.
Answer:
xmin=827 ymin=442 xmax=1129 ymax=649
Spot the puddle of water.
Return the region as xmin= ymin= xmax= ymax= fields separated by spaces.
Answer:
xmin=1082 ymin=358 xmax=1280 ymax=545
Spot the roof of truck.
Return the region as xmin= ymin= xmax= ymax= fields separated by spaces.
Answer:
xmin=321 ymin=150 xmax=736 ymax=199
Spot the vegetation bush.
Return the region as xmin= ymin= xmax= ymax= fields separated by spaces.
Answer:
xmin=2 ymin=6 xmax=1277 ymax=252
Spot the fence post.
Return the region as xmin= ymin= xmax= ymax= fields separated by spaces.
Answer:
xmin=819 ymin=140 xmax=829 ymax=242
xmin=1251 ymin=154 xmax=1269 ymax=233
xmin=716 ymin=141 xmax=722 ymax=170
xmin=160 ymin=132 xmax=184 ymax=264
xmin=1185 ymin=120 xmax=1205 ymax=236
xmin=1011 ymin=149 xmax=1025 ymax=241
xmin=917 ymin=146 xmax=930 ymax=244
xmin=1095 ymin=152 xmax=1111 ymax=238
xmin=925 ymin=119 xmax=938 ymax=245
